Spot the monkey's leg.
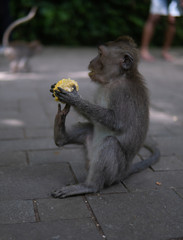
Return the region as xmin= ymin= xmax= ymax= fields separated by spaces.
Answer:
xmin=67 ymin=122 xmax=93 ymax=144
xmin=18 ymin=57 xmax=29 ymax=72
xmin=52 ymin=136 xmax=126 ymax=198
xmin=86 ymin=136 xmax=127 ymax=188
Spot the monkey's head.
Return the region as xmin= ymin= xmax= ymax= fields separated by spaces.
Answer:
xmin=88 ymin=36 xmax=139 ymax=84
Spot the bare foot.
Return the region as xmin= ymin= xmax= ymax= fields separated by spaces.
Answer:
xmin=140 ymin=49 xmax=155 ymax=62
xmin=162 ymin=51 xmax=175 ymax=62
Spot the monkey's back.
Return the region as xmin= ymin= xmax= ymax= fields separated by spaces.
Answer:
xmin=92 ymin=77 xmax=149 ymax=161
xmin=112 ymin=77 xmax=149 ymax=160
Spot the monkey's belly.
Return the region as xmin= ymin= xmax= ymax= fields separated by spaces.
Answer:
xmin=87 ymin=123 xmax=116 ymax=161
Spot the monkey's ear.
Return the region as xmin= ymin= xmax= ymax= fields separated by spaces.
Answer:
xmin=98 ymin=45 xmax=108 ymax=56
xmin=121 ymin=53 xmax=133 ymax=70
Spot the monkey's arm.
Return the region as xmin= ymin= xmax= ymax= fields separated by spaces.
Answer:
xmin=54 ymin=88 xmax=118 ymax=131
xmin=54 ymin=104 xmax=93 ymax=147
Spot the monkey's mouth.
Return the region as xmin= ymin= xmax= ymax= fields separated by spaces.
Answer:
xmin=88 ymin=71 xmax=95 ymax=77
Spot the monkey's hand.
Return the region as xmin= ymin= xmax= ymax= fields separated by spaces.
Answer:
xmin=54 ymin=86 xmax=80 ymax=106
xmin=54 ymin=103 xmax=70 ymax=146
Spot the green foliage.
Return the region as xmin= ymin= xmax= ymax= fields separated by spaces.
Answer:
xmin=9 ymin=0 xmax=183 ymax=46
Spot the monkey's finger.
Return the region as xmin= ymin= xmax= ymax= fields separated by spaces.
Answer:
xmin=51 ymin=83 xmax=56 ymax=89
xmin=57 ymin=87 xmax=68 ymax=94
xmin=51 ymin=189 xmax=66 ymax=198
xmin=58 ymin=104 xmax=61 ymax=112
xmin=50 ymin=89 xmax=54 ymax=93
xmin=72 ymin=85 xmax=77 ymax=92
xmin=54 ymin=91 xmax=64 ymax=100
xmin=54 ymin=90 xmax=61 ymax=97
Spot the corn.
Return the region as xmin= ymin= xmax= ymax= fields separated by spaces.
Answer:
xmin=53 ymin=78 xmax=79 ymax=101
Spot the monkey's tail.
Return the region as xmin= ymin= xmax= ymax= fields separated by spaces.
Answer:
xmin=2 ymin=7 xmax=38 ymax=47
xmin=125 ymin=144 xmax=160 ymax=179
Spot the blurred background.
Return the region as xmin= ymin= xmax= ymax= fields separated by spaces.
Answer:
xmin=1 ymin=0 xmax=183 ymax=47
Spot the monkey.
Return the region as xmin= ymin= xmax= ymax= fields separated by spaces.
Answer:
xmin=2 ymin=7 xmax=41 ymax=73
xmin=50 ymin=36 xmax=160 ymax=198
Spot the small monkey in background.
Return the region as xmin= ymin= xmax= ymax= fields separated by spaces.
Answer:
xmin=50 ymin=36 xmax=160 ymax=198
xmin=2 ymin=7 xmax=41 ymax=73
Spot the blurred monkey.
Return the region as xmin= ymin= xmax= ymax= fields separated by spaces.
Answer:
xmin=2 ymin=7 xmax=41 ymax=73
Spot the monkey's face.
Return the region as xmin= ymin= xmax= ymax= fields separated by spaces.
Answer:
xmin=88 ymin=38 xmax=136 ymax=84
xmin=88 ymin=47 xmax=104 ymax=83
xmin=88 ymin=45 xmax=121 ymax=84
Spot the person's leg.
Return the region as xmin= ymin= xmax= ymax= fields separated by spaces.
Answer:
xmin=140 ymin=14 xmax=160 ymax=61
xmin=162 ymin=0 xmax=182 ymax=61
xmin=162 ymin=15 xmax=176 ymax=61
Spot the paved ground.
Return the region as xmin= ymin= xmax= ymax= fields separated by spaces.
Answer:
xmin=0 ymin=46 xmax=183 ymax=240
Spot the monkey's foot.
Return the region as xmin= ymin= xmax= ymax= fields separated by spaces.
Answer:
xmin=51 ymin=184 xmax=96 ymax=198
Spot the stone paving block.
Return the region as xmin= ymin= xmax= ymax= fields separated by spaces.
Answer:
xmin=0 ymin=200 xmax=35 ymax=224
xmin=100 ymin=182 xmax=127 ymax=194
xmin=132 ymin=155 xmax=142 ymax=163
xmin=0 ymin=80 xmax=38 ymax=101
xmin=0 ymin=128 xmax=24 ymax=140
xmin=0 ymin=89 xmax=51 ymax=128
xmin=37 ymin=197 xmax=90 ymax=221
xmin=152 ymin=155 xmax=183 ymax=171
xmin=167 ymin=125 xmax=183 ymax=136
xmin=124 ymin=169 xmax=183 ymax=191
xmin=153 ymin=136 xmax=183 ymax=156
xmin=25 ymin=127 xmax=53 ymax=138
xmin=0 ymin=219 xmax=102 ymax=240
xmin=0 ymin=163 xmax=75 ymax=200
xmin=124 ymin=169 xmax=158 ymax=191
xmin=19 ymin=110 xmax=51 ymax=128
xmin=87 ymin=190 xmax=183 ymax=240
xmin=0 ymin=100 xmax=18 ymax=112
xmin=28 ymin=147 xmax=87 ymax=182
xmin=0 ymin=151 xmax=27 ymax=167
xmin=138 ymin=147 xmax=151 ymax=158
xmin=0 ymin=111 xmax=24 ymax=128
xmin=28 ymin=147 xmax=85 ymax=165
xmin=0 ymin=137 xmax=56 ymax=152
xmin=148 ymin=122 xmax=171 ymax=137
xmin=149 ymin=105 xmax=176 ymax=125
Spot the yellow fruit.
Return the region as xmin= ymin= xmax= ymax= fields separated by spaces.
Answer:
xmin=53 ymin=78 xmax=79 ymax=102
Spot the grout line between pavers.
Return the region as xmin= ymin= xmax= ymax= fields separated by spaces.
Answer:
xmin=68 ymin=163 xmax=107 ymax=239
xmin=32 ymin=199 xmax=41 ymax=222
xmin=25 ymin=151 xmax=30 ymax=165
xmin=172 ymin=188 xmax=183 ymax=200
xmin=121 ymin=181 xmax=131 ymax=193
xmin=83 ymin=195 xmax=107 ymax=240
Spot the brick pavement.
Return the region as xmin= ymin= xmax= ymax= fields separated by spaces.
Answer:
xmin=0 ymin=47 xmax=183 ymax=240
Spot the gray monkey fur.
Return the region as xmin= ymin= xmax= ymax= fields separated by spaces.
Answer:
xmin=51 ymin=36 xmax=160 ymax=198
